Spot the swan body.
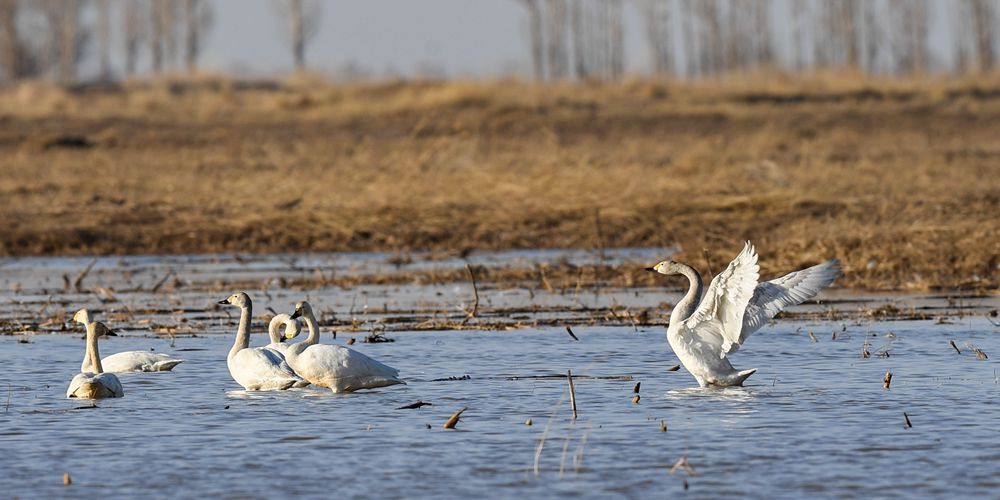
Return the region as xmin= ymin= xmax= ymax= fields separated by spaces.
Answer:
xmin=287 ymin=301 xmax=404 ymax=393
xmin=83 ymin=351 xmax=183 ymax=373
xmin=219 ymin=293 xmax=309 ymax=391
xmin=67 ymin=310 xmax=124 ymax=399
xmin=648 ymin=242 xmax=841 ymax=387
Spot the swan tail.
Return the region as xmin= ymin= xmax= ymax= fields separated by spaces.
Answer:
xmin=732 ymin=368 xmax=757 ymax=386
xmin=153 ymin=359 xmax=184 ymax=371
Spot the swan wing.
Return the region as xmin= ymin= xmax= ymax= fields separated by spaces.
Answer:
xmin=229 ymin=347 xmax=303 ymax=390
xmin=680 ymin=241 xmax=760 ymax=355
xmin=292 ymin=344 xmax=403 ymax=392
xmin=101 ymin=351 xmax=184 ymax=372
xmin=67 ymin=372 xmax=124 ymax=398
xmin=738 ymin=259 xmax=842 ymax=348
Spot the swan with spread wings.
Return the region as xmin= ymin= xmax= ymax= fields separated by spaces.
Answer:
xmin=647 ymin=242 xmax=841 ymax=387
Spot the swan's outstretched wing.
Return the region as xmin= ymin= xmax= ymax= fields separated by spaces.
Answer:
xmin=735 ymin=259 xmax=842 ymax=350
xmin=681 ymin=242 xmax=760 ymax=356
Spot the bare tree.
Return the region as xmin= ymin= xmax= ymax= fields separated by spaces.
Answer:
xmin=640 ymin=0 xmax=672 ymax=77
xmin=97 ymin=0 xmax=112 ymax=80
xmin=123 ymin=0 xmax=145 ymax=76
xmin=544 ymin=0 xmax=568 ymax=79
xmin=969 ymin=0 xmax=997 ymax=71
xmin=275 ymin=0 xmax=321 ymax=71
xmin=0 ymin=0 xmax=22 ymax=82
xmin=184 ymin=0 xmax=214 ymax=73
xmin=518 ymin=0 xmax=544 ymax=80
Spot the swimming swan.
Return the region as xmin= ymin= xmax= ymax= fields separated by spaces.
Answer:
xmin=218 ymin=292 xmax=309 ymax=391
xmin=67 ymin=310 xmax=124 ymax=399
xmin=647 ymin=242 xmax=841 ymax=387
xmin=286 ymin=301 xmax=404 ymax=393
xmin=73 ymin=309 xmax=184 ymax=373
xmin=265 ymin=313 xmax=301 ymax=355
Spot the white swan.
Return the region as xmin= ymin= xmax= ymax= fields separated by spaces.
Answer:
xmin=286 ymin=301 xmax=404 ymax=393
xmin=265 ymin=313 xmax=301 ymax=355
xmin=73 ymin=309 xmax=184 ymax=373
xmin=67 ymin=310 xmax=124 ymax=399
xmin=647 ymin=242 xmax=841 ymax=387
xmin=218 ymin=292 xmax=309 ymax=391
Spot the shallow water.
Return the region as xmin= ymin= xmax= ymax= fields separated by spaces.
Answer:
xmin=1 ymin=250 xmax=998 ymax=498
xmin=2 ymin=315 xmax=998 ymax=498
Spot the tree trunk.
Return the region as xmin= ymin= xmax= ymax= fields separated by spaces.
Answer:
xmin=185 ymin=0 xmax=199 ymax=73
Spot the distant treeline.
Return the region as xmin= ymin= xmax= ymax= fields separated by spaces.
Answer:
xmin=523 ymin=0 xmax=1000 ymax=80
xmin=0 ymin=0 xmax=997 ymax=85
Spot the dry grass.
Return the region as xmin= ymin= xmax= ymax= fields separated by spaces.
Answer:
xmin=0 ymin=75 xmax=998 ymax=290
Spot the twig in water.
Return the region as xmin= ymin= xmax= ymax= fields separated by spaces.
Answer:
xmin=631 ymin=395 xmax=640 ymax=404
xmin=985 ymin=311 xmax=1000 ymax=327
xmin=949 ymin=340 xmax=961 ymax=354
xmin=974 ymin=348 xmax=989 ymax=360
xmin=567 ymin=370 xmax=578 ymax=419
xmin=558 ymin=431 xmax=573 ymax=479
xmin=668 ymin=456 xmax=697 ymax=476
xmin=73 ymin=257 xmax=98 ymax=292
xmin=861 ymin=338 xmax=870 ymax=359
xmin=808 ymin=331 xmax=818 ymax=343
xmin=63 ymin=473 xmax=71 ymax=485
xmin=443 ymin=407 xmax=467 ymax=429
xmin=903 ymin=412 xmax=912 ymax=429
xmin=633 ymin=382 xmax=641 ymax=393
xmin=659 ymin=420 xmax=667 ymax=432
xmin=525 ymin=418 xmax=532 ymax=426
xmin=461 ymin=263 xmax=479 ymax=325
xmin=573 ymin=422 xmax=592 ymax=475
xmin=150 ymin=270 xmax=173 ymax=293
xmin=883 ymin=370 xmax=892 ymax=390
xmin=564 ymin=326 xmax=579 ymax=341
xmin=5 ymin=384 xmax=11 ymax=413
xmin=666 ymin=365 xmax=680 ymax=372
xmin=397 ymin=400 xmax=432 ymax=410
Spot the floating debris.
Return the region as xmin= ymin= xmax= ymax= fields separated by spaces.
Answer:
xmin=883 ymin=370 xmax=893 ymax=390
xmin=668 ymin=456 xmax=697 ymax=476
xmin=631 ymin=395 xmax=640 ymax=404
xmin=63 ymin=473 xmax=72 ymax=485
xmin=949 ymin=340 xmax=961 ymax=354
xmin=633 ymin=382 xmax=641 ymax=394
xmin=903 ymin=412 xmax=912 ymax=429
xmin=565 ymin=326 xmax=579 ymax=341
xmin=861 ymin=338 xmax=871 ymax=359
xmin=443 ymin=407 xmax=468 ymax=429
xmin=525 ymin=418 xmax=532 ymax=426
xmin=808 ymin=331 xmax=818 ymax=343
xmin=397 ymin=400 xmax=432 ymax=410
xmin=432 ymin=374 xmax=472 ymax=382
xmin=666 ymin=365 xmax=680 ymax=372
xmin=659 ymin=420 xmax=667 ymax=432
xmin=346 ymin=338 xmax=355 ymax=345
xmin=974 ymin=348 xmax=989 ymax=360
xmin=363 ymin=332 xmax=395 ymax=343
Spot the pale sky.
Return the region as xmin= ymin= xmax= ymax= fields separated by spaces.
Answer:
xmin=81 ymin=0 xmax=961 ymax=80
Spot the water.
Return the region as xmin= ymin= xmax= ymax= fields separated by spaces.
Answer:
xmin=0 ymin=250 xmax=997 ymax=498
xmin=2 ymin=318 xmax=998 ymax=498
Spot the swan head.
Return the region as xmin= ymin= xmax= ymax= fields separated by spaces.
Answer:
xmin=72 ymin=308 xmax=92 ymax=325
xmin=218 ymin=292 xmax=251 ymax=308
xmin=268 ymin=313 xmax=301 ymax=342
xmin=646 ymin=260 xmax=681 ymax=275
xmin=93 ymin=321 xmax=117 ymax=337
xmin=289 ymin=301 xmax=313 ymax=320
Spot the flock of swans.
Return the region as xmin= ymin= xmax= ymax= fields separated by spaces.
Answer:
xmin=66 ymin=241 xmax=840 ymax=399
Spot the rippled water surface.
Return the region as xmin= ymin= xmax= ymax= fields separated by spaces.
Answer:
xmin=0 ymin=251 xmax=998 ymax=498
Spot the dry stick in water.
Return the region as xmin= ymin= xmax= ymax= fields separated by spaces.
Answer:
xmin=443 ymin=407 xmax=468 ymax=429
xmin=861 ymin=338 xmax=871 ymax=359
xmin=883 ymin=370 xmax=893 ymax=390
xmin=150 ymin=270 xmax=173 ymax=293
xmin=461 ymin=263 xmax=479 ymax=325
xmin=73 ymin=257 xmax=98 ymax=292
xmin=567 ymin=370 xmax=578 ymax=420
xmin=808 ymin=331 xmax=818 ymax=343
xmin=903 ymin=412 xmax=912 ymax=429
xmin=565 ymin=326 xmax=579 ymax=341
xmin=949 ymin=340 xmax=961 ymax=354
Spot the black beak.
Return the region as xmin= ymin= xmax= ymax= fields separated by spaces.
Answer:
xmin=644 ymin=267 xmax=657 ymax=273
xmin=218 ymin=299 xmax=228 ymax=305
xmin=290 ymin=309 xmax=302 ymax=319
xmin=105 ymin=329 xmax=118 ymax=337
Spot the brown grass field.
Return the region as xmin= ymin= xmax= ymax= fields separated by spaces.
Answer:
xmin=0 ymin=75 xmax=997 ymax=291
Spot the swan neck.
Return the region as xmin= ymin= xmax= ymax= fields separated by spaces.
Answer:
xmin=670 ymin=263 xmax=704 ymax=326
xmin=304 ymin=310 xmax=320 ymax=346
xmin=231 ymin=301 xmax=252 ymax=358
xmin=87 ymin=323 xmax=104 ymax=374
xmin=267 ymin=317 xmax=281 ymax=344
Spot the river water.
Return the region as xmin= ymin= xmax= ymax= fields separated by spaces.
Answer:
xmin=1 ymin=251 xmax=998 ymax=498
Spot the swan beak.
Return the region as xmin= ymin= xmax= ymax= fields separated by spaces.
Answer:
xmin=290 ymin=309 xmax=302 ymax=320
xmin=105 ymin=329 xmax=118 ymax=336
xmin=217 ymin=299 xmax=228 ymax=305
xmin=644 ymin=267 xmax=657 ymax=273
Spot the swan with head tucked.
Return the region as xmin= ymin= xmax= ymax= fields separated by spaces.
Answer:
xmin=67 ymin=310 xmax=124 ymax=399
xmin=647 ymin=241 xmax=841 ymax=387
xmin=286 ymin=301 xmax=404 ymax=393
xmin=218 ymin=292 xmax=309 ymax=391
xmin=265 ymin=313 xmax=301 ymax=355
xmin=73 ymin=309 xmax=184 ymax=373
